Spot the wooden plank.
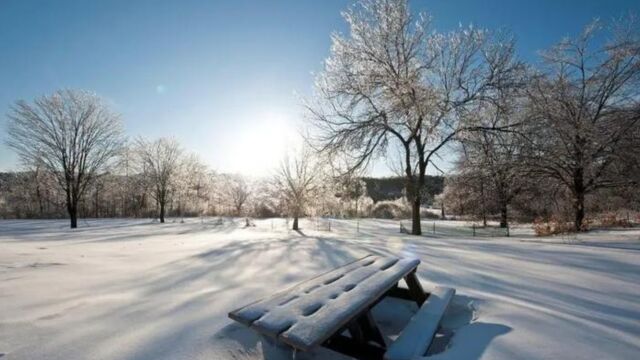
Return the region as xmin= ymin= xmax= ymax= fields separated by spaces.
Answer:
xmin=229 ymin=255 xmax=376 ymax=327
xmin=384 ymin=286 xmax=455 ymax=360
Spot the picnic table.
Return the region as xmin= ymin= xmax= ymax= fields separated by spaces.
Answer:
xmin=228 ymin=254 xmax=455 ymax=360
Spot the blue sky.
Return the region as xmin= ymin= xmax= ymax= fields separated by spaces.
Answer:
xmin=1 ymin=0 xmax=639 ymax=176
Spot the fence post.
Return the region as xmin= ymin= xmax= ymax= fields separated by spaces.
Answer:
xmin=472 ymin=224 xmax=476 ymax=237
xmin=433 ymin=222 xmax=436 ymax=234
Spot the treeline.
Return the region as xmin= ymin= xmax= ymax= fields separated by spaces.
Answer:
xmin=0 ymin=163 xmax=445 ymax=221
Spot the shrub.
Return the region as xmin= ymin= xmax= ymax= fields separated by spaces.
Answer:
xmin=253 ymin=203 xmax=279 ymax=218
xmin=370 ymin=200 xmax=410 ymax=219
xmin=420 ymin=209 xmax=441 ymax=219
xmin=596 ymin=213 xmax=632 ymax=228
xmin=533 ymin=217 xmax=578 ymax=236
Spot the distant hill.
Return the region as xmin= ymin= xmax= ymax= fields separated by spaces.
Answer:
xmin=362 ymin=176 xmax=444 ymax=203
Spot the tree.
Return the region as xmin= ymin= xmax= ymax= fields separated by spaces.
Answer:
xmin=224 ymin=175 xmax=251 ymax=216
xmin=6 ymin=89 xmax=123 ymax=228
xmin=307 ymin=0 xmax=523 ymax=234
xmin=274 ymin=148 xmax=320 ymax=231
xmin=136 ymin=137 xmax=182 ymax=223
xmin=336 ymin=172 xmax=367 ymax=218
xmin=170 ymin=153 xmax=208 ymax=219
xmin=526 ymin=18 xmax=640 ymax=231
xmin=457 ymin=94 xmax=530 ymax=228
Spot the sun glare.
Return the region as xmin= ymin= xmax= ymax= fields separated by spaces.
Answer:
xmin=230 ymin=111 xmax=298 ymax=176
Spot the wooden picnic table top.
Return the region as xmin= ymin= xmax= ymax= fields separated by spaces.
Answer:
xmin=228 ymin=254 xmax=420 ymax=351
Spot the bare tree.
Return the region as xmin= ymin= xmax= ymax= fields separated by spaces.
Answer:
xmin=173 ymin=153 xmax=208 ymax=219
xmin=307 ymin=0 xmax=523 ymax=234
xmin=6 ymin=89 xmax=123 ymax=228
xmin=457 ymin=93 xmax=531 ymax=227
xmin=224 ymin=175 xmax=251 ymax=216
xmin=136 ymin=137 xmax=182 ymax=223
xmin=274 ymin=148 xmax=320 ymax=231
xmin=336 ymin=172 xmax=367 ymax=218
xmin=526 ymin=18 xmax=640 ymax=231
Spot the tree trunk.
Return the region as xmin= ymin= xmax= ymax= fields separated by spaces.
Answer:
xmin=574 ymin=192 xmax=585 ymax=232
xmin=441 ymin=203 xmax=446 ymax=220
xmin=68 ymin=205 xmax=78 ymax=229
xmin=159 ymin=200 xmax=166 ymax=223
xmin=500 ymin=203 xmax=508 ymax=228
xmin=36 ymin=181 xmax=44 ymax=217
xmin=480 ymin=180 xmax=487 ymax=227
xmin=411 ymin=198 xmax=421 ymax=235
xmin=573 ymin=162 xmax=586 ymax=232
xmin=94 ymin=186 xmax=99 ymax=218
xmin=66 ymin=188 xmax=78 ymax=229
xmin=292 ymin=216 xmax=299 ymax=231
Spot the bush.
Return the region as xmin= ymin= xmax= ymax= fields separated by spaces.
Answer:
xmin=253 ymin=203 xmax=279 ymax=218
xmin=595 ymin=212 xmax=632 ymax=228
xmin=370 ymin=200 xmax=410 ymax=219
xmin=533 ymin=217 xmax=578 ymax=236
xmin=420 ymin=209 xmax=440 ymax=219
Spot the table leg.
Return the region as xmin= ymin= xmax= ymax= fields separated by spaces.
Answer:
xmin=357 ymin=310 xmax=386 ymax=347
xmin=404 ymin=269 xmax=428 ymax=306
xmin=260 ymin=335 xmax=295 ymax=359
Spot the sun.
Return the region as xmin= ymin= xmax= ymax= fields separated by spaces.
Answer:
xmin=230 ymin=110 xmax=298 ymax=176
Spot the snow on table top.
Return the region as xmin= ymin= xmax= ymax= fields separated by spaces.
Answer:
xmin=228 ymin=254 xmax=420 ymax=351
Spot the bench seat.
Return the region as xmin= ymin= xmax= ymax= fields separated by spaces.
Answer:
xmin=384 ymin=286 xmax=455 ymax=360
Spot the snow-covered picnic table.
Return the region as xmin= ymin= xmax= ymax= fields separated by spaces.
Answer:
xmin=229 ymin=254 xmax=455 ymax=360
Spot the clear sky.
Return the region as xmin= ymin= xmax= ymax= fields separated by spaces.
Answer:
xmin=1 ymin=0 xmax=639 ymax=176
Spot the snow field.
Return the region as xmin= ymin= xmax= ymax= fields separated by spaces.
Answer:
xmin=1 ymin=218 xmax=639 ymax=359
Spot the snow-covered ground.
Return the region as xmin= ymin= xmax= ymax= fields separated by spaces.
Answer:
xmin=1 ymin=218 xmax=639 ymax=360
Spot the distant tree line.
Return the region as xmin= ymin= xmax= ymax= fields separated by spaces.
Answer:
xmin=362 ymin=176 xmax=444 ymax=204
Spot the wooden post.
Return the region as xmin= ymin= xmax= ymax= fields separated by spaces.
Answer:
xmin=472 ymin=224 xmax=476 ymax=237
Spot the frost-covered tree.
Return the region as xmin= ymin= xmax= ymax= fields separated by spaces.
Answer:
xmin=224 ymin=175 xmax=251 ymax=216
xmin=274 ymin=147 xmax=321 ymax=230
xmin=526 ymin=18 xmax=640 ymax=231
xmin=457 ymin=93 xmax=531 ymax=227
xmin=336 ymin=172 xmax=367 ymax=218
xmin=6 ymin=89 xmax=124 ymax=228
xmin=175 ymin=153 xmax=209 ymax=217
xmin=135 ymin=137 xmax=182 ymax=223
xmin=307 ymin=0 xmax=523 ymax=234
